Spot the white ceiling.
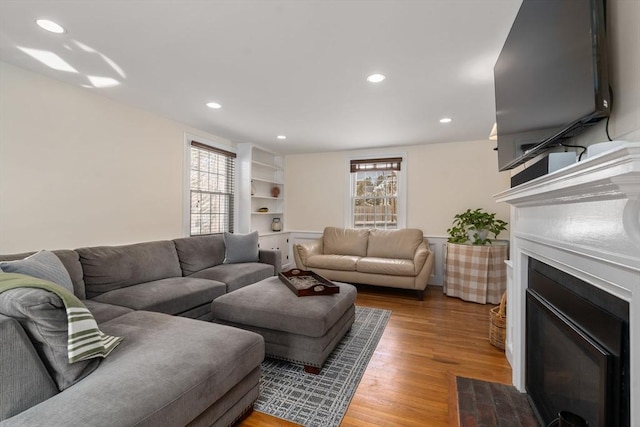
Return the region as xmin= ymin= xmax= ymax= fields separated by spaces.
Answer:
xmin=0 ymin=0 xmax=522 ymax=154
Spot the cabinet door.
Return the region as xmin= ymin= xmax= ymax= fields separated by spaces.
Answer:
xmin=276 ymin=234 xmax=290 ymax=266
xmin=258 ymin=235 xmax=276 ymax=251
xmin=258 ymin=234 xmax=290 ymax=267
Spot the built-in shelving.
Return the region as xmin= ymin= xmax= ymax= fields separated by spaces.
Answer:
xmin=237 ymin=143 xmax=289 ymax=268
xmin=237 ymin=144 xmax=288 ymax=266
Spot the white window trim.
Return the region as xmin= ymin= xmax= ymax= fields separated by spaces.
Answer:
xmin=183 ymin=133 xmax=238 ymax=236
xmin=344 ymin=152 xmax=407 ymax=229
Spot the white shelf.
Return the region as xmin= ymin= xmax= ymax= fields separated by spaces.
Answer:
xmin=252 ymin=195 xmax=281 ymax=200
xmin=238 ymin=143 xmax=285 ymax=237
xmin=252 ymin=160 xmax=279 ymax=170
xmin=251 ymin=177 xmax=283 ymax=185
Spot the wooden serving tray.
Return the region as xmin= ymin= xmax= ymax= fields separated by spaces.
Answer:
xmin=278 ymin=269 xmax=340 ymax=297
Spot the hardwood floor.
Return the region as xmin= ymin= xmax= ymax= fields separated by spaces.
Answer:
xmin=238 ymin=285 xmax=512 ymax=426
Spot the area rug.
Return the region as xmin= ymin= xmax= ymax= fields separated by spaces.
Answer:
xmin=254 ymin=306 xmax=391 ymax=427
xmin=454 ymin=376 xmax=539 ymax=427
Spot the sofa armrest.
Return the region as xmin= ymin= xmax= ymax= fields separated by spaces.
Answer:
xmin=413 ymin=242 xmax=429 ymax=274
xmin=413 ymin=241 xmax=435 ymax=291
xmin=0 ymin=314 xmax=58 ymax=419
xmin=293 ymin=239 xmax=323 ymax=269
xmin=259 ymin=249 xmax=282 ymax=275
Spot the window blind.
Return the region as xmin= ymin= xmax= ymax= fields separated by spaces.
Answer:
xmin=350 ymin=157 xmax=402 ymax=173
xmin=189 ymin=141 xmax=236 ymax=235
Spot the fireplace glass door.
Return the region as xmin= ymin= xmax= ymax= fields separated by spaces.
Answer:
xmin=526 ymin=289 xmax=609 ymax=426
xmin=525 ymin=259 xmax=629 ymax=427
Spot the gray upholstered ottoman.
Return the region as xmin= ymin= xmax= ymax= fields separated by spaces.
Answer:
xmin=211 ymin=276 xmax=357 ymax=374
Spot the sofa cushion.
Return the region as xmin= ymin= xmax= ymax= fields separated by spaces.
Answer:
xmin=2 ymin=311 xmax=265 ymax=427
xmin=77 ymin=241 xmax=182 ymax=298
xmin=91 ymin=277 xmax=226 ymax=316
xmin=223 ymin=231 xmax=259 ymax=264
xmin=322 ymin=227 xmax=369 ymax=257
xmin=190 ymin=262 xmax=274 ymax=293
xmin=0 ymin=287 xmax=100 ymax=391
xmin=179 ymin=303 xmax=214 ymax=321
xmin=0 ymin=250 xmax=74 ymax=293
xmin=173 ymin=234 xmax=226 ymax=276
xmin=0 ymin=250 xmax=86 ymax=299
xmin=367 ymin=228 xmax=424 ymax=259
xmin=82 ymin=300 xmax=134 ymax=324
xmin=306 ymin=254 xmax=360 ymax=271
xmin=356 ymin=257 xmax=416 ymax=276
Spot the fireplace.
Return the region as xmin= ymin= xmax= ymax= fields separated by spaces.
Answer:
xmin=494 ymin=143 xmax=639 ymax=426
xmin=526 ymin=259 xmax=629 ymax=426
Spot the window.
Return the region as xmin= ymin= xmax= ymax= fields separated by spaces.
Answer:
xmin=189 ymin=141 xmax=236 ymax=235
xmin=350 ymin=157 xmax=402 ymax=229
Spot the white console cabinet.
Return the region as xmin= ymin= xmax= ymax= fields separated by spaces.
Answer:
xmin=258 ymin=233 xmax=291 ymax=269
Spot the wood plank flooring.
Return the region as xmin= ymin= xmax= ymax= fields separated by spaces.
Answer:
xmin=238 ymin=285 xmax=512 ymax=427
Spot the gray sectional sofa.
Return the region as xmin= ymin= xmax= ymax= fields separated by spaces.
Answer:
xmin=0 ymin=233 xmax=281 ymax=426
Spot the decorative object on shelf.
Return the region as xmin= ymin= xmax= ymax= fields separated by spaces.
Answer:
xmin=251 ymin=180 xmax=256 ymax=196
xmin=447 ymin=208 xmax=508 ymax=245
xmin=258 ymin=207 xmax=269 ymax=213
xmin=271 ymin=185 xmax=280 ymax=198
xmin=271 ymin=218 xmax=282 ymax=232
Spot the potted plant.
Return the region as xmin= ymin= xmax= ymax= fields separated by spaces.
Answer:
xmin=447 ymin=208 xmax=508 ymax=245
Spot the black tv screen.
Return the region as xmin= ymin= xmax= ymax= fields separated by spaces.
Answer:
xmin=494 ymin=0 xmax=610 ymax=171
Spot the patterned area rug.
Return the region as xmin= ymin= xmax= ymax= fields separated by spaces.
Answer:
xmin=255 ymin=306 xmax=391 ymax=427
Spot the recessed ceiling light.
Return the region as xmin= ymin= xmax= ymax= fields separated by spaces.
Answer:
xmin=439 ymin=117 xmax=453 ymax=123
xmin=366 ymin=73 xmax=386 ymax=83
xmin=206 ymin=102 xmax=222 ymax=109
xmin=36 ymin=19 xmax=66 ymax=34
xmin=87 ymin=76 xmax=120 ymax=88
xmin=18 ymin=47 xmax=77 ymax=72
xmin=277 ymin=135 xmax=287 ymax=140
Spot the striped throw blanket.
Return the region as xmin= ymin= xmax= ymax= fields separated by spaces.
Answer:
xmin=0 ymin=272 xmax=122 ymax=363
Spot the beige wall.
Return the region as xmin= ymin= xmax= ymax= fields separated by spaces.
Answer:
xmin=0 ymin=61 xmax=232 ymax=253
xmin=284 ymin=140 xmax=511 ymax=237
xmin=605 ymin=0 xmax=640 ymax=142
xmin=2 ymin=0 xmax=635 ymax=253
xmin=284 ymin=0 xmax=640 ymax=238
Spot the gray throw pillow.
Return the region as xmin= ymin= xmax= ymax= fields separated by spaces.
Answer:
xmin=223 ymin=231 xmax=259 ymax=264
xmin=0 ymin=250 xmax=74 ymax=294
xmin=0 ymin=286 xmax=100 ymax=390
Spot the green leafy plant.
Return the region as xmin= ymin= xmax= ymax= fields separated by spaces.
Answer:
xmin=447 ymin=208 xmax=508 ymax=245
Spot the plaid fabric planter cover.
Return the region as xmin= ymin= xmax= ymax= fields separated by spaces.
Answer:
xmin=443 ymin=243 xmax=508 ymax=304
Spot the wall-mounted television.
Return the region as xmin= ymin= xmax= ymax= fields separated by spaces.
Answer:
xmin=494 ymin=0 xmax=610 ymax=171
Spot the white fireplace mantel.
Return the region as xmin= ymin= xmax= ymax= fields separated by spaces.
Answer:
xmin=495 ymin=142 xmax=640 ymax=424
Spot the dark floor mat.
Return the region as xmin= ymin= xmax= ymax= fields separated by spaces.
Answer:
xmin=456 ymin=376 xmax=540 ymax=427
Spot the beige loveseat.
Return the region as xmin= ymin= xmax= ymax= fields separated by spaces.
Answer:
xmin=293 ymin=227 xmax=434 ymax=300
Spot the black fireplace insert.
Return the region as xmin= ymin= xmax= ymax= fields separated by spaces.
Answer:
xmin=526 ymin=259 xmax=629 ymax=427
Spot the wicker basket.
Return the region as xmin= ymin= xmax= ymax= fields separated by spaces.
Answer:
xmin=489 ymin=292 xmax=507 ymax=349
